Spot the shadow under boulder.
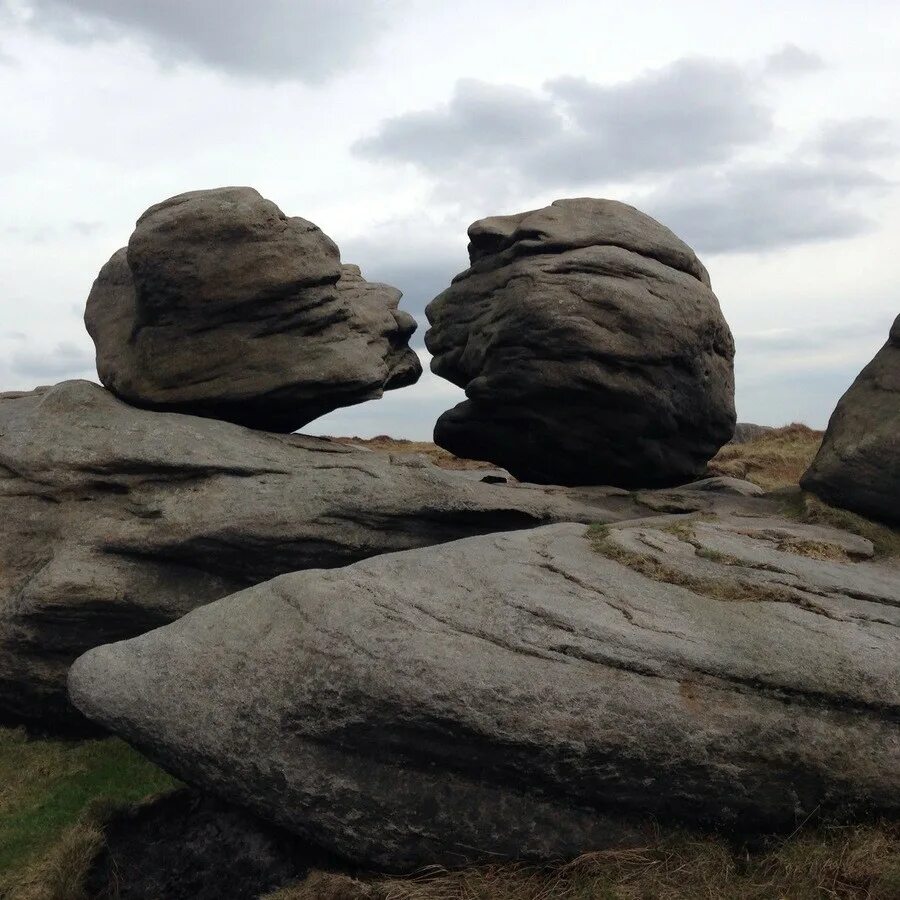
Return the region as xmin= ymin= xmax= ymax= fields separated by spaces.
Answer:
xmin=86 ymin=790 xmax=340 ymax=900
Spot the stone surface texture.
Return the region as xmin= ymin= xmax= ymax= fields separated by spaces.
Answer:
xmin=0 ymin=380 xmax=621 ymax=730
xmin=85 ymin=187 xmax=420 ymax=431
xmin=425 ymin=198 xmax=735 ymax=487
xmin=70 ymin=516 xmax=899 ymax=870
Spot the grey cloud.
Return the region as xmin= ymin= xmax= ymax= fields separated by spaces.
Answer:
xmin=12 ymin=0 xmax=389 ymax=82
xmin=735 ymin=317 xmax=893 ymax=354
xmin=644 ymin=161 xmax=889 ymax=254
xmin=813 ymin=117 xmax=897 ymax=161
xmin=356 ymin=57 xmax=771 ymax=184
xmin=11 ymin=339 xmax=95 ymax=379
xmin=762 ymin=44 xmax=826 ymax=77
xmin=354 ymin=79 xmax=563 ymax=171
xmin=70 ymin=220 xmax=102 ymax=236
xmin=354 ymin=49 xmax=897 ymax=254
xmin=531 ymin=60 xmax=770 ymax=182
xmin=343 ymin=239 xmax=465 ymax=340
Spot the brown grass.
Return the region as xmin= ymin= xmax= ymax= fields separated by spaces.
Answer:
xmin=326 ymin=436 xmax=497 ymax=471
xmin=5 ymin=811 xmax=105 ymax=900
xmin=707 ymin=423 xmax=823 ymax=491
xmin=585 ymin=524 xmax=797 ymax=606
xmin=779 ymin=492 xmax=900 ymax=559
xmin=266 ymin=823 xmax=900 ymax=900
xmin=0 ymin=727 xmax=177 ymax=899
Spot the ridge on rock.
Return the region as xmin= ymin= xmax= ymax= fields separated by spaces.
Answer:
xmin=0 ymin=380 xmax=627 ymax=731
xmin=801 ymin=313 xmax=900 ymax=524
xmin=426 ymin=198 xmax=736 ymax=488
xmin=69 ymin=518 xmax=900 ymax=871
xmin=85 ymin=186 xmax=421 ymax=432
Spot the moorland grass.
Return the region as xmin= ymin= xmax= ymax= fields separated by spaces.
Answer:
xmin=705 ymin=423 xmax=823 ymax=491
xmin=778 ymin=490 xmax=900 ymax=559
xmin=0 ymin=726 xmax=177 ymax=899
xmin=268 ymin=823 xmax=900 ymax=900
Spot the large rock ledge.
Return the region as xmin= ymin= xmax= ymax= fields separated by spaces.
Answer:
xmin=69 ymin=518 xmax=899 ymax=870
xmin=0 ymin=380 xmax=627 ymax=730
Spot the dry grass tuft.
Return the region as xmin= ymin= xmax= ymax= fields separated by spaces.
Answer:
xmin=585 ymin=524 xmax=796 ymax=606
xmin=326 ymin=436 xmax=497 ymax=471
xmin=780 ymin=491 xmax=900 ymax=559
xmin=772 ymin=536 xmax=855 ymax=561
xmin=0 ymin=726 xmax=177 ymax=899
xmin=267 ymin=823 xmax=900 ymax=900
xmin=708 ymin=423 xmax=823 ymax=491
xmin=5 ymin=811 xmax=105 ymax=900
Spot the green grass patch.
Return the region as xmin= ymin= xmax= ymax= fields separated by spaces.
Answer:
xmin=0 ymin=726 xmax=177 ymax=897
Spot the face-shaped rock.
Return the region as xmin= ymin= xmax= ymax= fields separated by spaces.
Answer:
xmin=426 ymin=198 xmax=735 ymax=487
xmin=85 ymin=187 xmax=421 ymax=431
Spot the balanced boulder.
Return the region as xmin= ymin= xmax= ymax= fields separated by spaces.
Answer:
xmin=425 ymin=198 xmax=736 ymax=486
xmin=85 ymin=187 xmax=421 ymax=431
xmin=0 ymin=380 xmax=620 ymax=730
xmin=70 ymin=517 xmax=899 ymax=870
xmin=801 ymin=314 xmax=900 ymax=524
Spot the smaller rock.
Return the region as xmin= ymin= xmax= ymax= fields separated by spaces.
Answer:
xmin=680 ymin=476 xmax=765 ymax=497
xmin=730 ymin=423 xmax=774 ymax=444
xmin=801 ymin=314 xmax=900 ymax=524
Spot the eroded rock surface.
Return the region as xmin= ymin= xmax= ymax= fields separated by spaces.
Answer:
xmin=425 ymin=198 xmax=735 ymax=487
xmin=801 ymin=314 xmax=900 ymax=524
xmin=0 ymin=380 xmax=622 ymax=730
xmin=70 ymin=516 xmax=899 ymax=870
xmin=85 ymin=187 xmax=421 ymax=431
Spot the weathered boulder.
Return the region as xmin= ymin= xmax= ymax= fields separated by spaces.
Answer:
xmin=425 ymin=198 xmax=736 ymax=487
xmin=730 ymin=423 xmax=774 ymax=444
xmin=85 ymin=187 xmax=421 ymax=431
xmin=801 ymin=314 xmax=900 ymax=524
xmin=70 ymin=516 xmax=899 ymax=870
xmin=0 ymin=380 xmax=621 ymax=730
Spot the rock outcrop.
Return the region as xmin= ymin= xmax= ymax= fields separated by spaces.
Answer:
xmin=425 ymin=198 xmax=736 ymax=487
xmin=0 ymin=380 xmax=623 ymax=730
xmin=801 ymin=314 xmax=900 ymax=524
xmin=730 ymin=423 xmax=774 ymax=444
xmin=70 ymin=516 xmax=899 ymax=870
xmin=85 ymin=187 xmax=421 ymax=431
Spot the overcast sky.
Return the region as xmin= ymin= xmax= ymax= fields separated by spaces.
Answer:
xmin=1 ymin=0 xmax=897 ymax=438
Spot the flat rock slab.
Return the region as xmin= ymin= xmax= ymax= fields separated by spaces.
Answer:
xmin=0 ymin=381 xmax=626 ymax=730
xmin=70 ymin=517 xmax=899 ymax=870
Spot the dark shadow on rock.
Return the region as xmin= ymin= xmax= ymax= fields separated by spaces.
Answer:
xmin=86 ymin=789 xmax=345 ymax=900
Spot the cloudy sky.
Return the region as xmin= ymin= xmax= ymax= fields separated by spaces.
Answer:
xmin=1 ymin=0 xmax=897 ymax=438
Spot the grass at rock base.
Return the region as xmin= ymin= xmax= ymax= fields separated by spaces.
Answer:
xmin=0 ymin=726 xmax=178 ymax=899
xmin=266 ymin=824 xmax=900 ymax=900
